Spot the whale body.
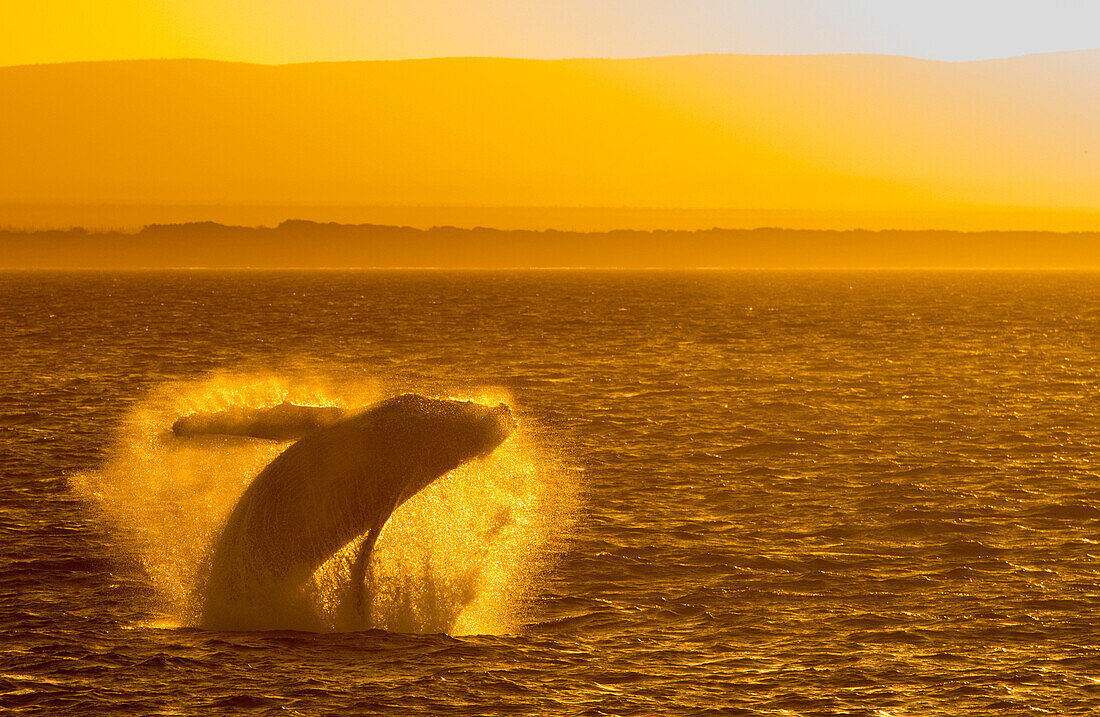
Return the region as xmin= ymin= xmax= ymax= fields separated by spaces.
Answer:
xmin=172 ymin=401 xmax=348 ymax=441
xmin=200 ymin=394 xmax=515 ymax=631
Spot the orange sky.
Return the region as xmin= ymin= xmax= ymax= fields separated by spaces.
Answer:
xmin=2 ymin=54 xmax=1099 ymax=230
xmin=3 ymin=3 xmax=1100 ymax=231
xmin=6 ymin=1 xmax=1100 ymax=65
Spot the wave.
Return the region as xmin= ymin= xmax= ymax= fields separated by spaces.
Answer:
xmin=1028 ymin=502 xmax=1100 ymax=520
xmin=0 ymin=412 xmax=44 ymax=427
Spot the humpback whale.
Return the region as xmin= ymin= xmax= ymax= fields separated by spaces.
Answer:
xmin=199 ymin=394 xmax=515 ymax=631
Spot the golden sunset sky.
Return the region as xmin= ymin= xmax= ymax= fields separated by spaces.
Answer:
xmin=7 ymin=0 xmax=1100 ymax=64
xmin=3 ymin=1 xmax=1099 ymax=231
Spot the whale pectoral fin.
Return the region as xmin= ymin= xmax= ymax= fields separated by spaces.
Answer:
xmin=172 ymin=404 xmax=347 ymax=441
xmin=349 ymin=526 xmax=382 ymax=622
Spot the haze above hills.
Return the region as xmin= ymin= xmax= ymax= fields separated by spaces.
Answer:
xmin=2 ymin=52 xmax=1099 ymax=231
xmin=8 ymin=222 xmax=1100 ymax=270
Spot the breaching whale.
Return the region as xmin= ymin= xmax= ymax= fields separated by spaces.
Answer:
xmin=199 ymin=394 xmax=515 ymax=631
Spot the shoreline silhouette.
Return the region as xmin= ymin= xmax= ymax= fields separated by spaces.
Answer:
xmin=6 ymin=221 xmax=1100 ymax=269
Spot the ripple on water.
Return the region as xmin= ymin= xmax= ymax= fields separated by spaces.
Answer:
xmin=3 ymin=271 xmax=1100 ymax=714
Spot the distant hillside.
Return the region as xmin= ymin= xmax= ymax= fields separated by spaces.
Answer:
xmin=1 ymin=53 xmax=1099 ymax=229
xmin=5 ymin=222 xmax=1100 ymax=269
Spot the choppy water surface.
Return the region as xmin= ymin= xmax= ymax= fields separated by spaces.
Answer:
xmin=3 ymin=270 xmax=1100 ymax=715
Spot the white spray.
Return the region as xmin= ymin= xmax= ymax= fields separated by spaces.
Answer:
xmin=70 ymin=373 xmax=577 ymax=635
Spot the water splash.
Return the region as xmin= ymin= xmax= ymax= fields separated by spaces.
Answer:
xmin=70 ymin=372 xmax=577 ymax=635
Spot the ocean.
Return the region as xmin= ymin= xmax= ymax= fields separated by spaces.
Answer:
xmin=3 ymin=270 xmax=1099 ymax=715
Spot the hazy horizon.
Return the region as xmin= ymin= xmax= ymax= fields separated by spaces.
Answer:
xmin=9 ymin=222 xmax=1100 ymax=270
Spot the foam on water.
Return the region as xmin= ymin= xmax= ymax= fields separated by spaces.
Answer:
xmin=70 ymin=372 xmax=577 ymax=635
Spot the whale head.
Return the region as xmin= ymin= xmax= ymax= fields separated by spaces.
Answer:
xmin=362 ymin=394 xmax=515 ymax=495
xmin=389 ymin=394 xmax=513 ymax=451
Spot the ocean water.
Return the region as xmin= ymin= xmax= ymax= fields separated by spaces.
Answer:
xmin=3 ymin=270 xmax=1100 ymax=715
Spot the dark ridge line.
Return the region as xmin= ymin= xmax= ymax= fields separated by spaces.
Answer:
xmin=3 ymin=49 xmax=1099 ymax=72
xmin=3 ymin=221 xmax=1100 ymax=237
xmin=7 ymin=222 xmax=1100 ymax=269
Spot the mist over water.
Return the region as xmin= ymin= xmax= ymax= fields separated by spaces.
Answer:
xmin=70 ymin=373 xmax=576 ymax=635
xmin=5 ymin=270 xmax=1100 ymax=714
